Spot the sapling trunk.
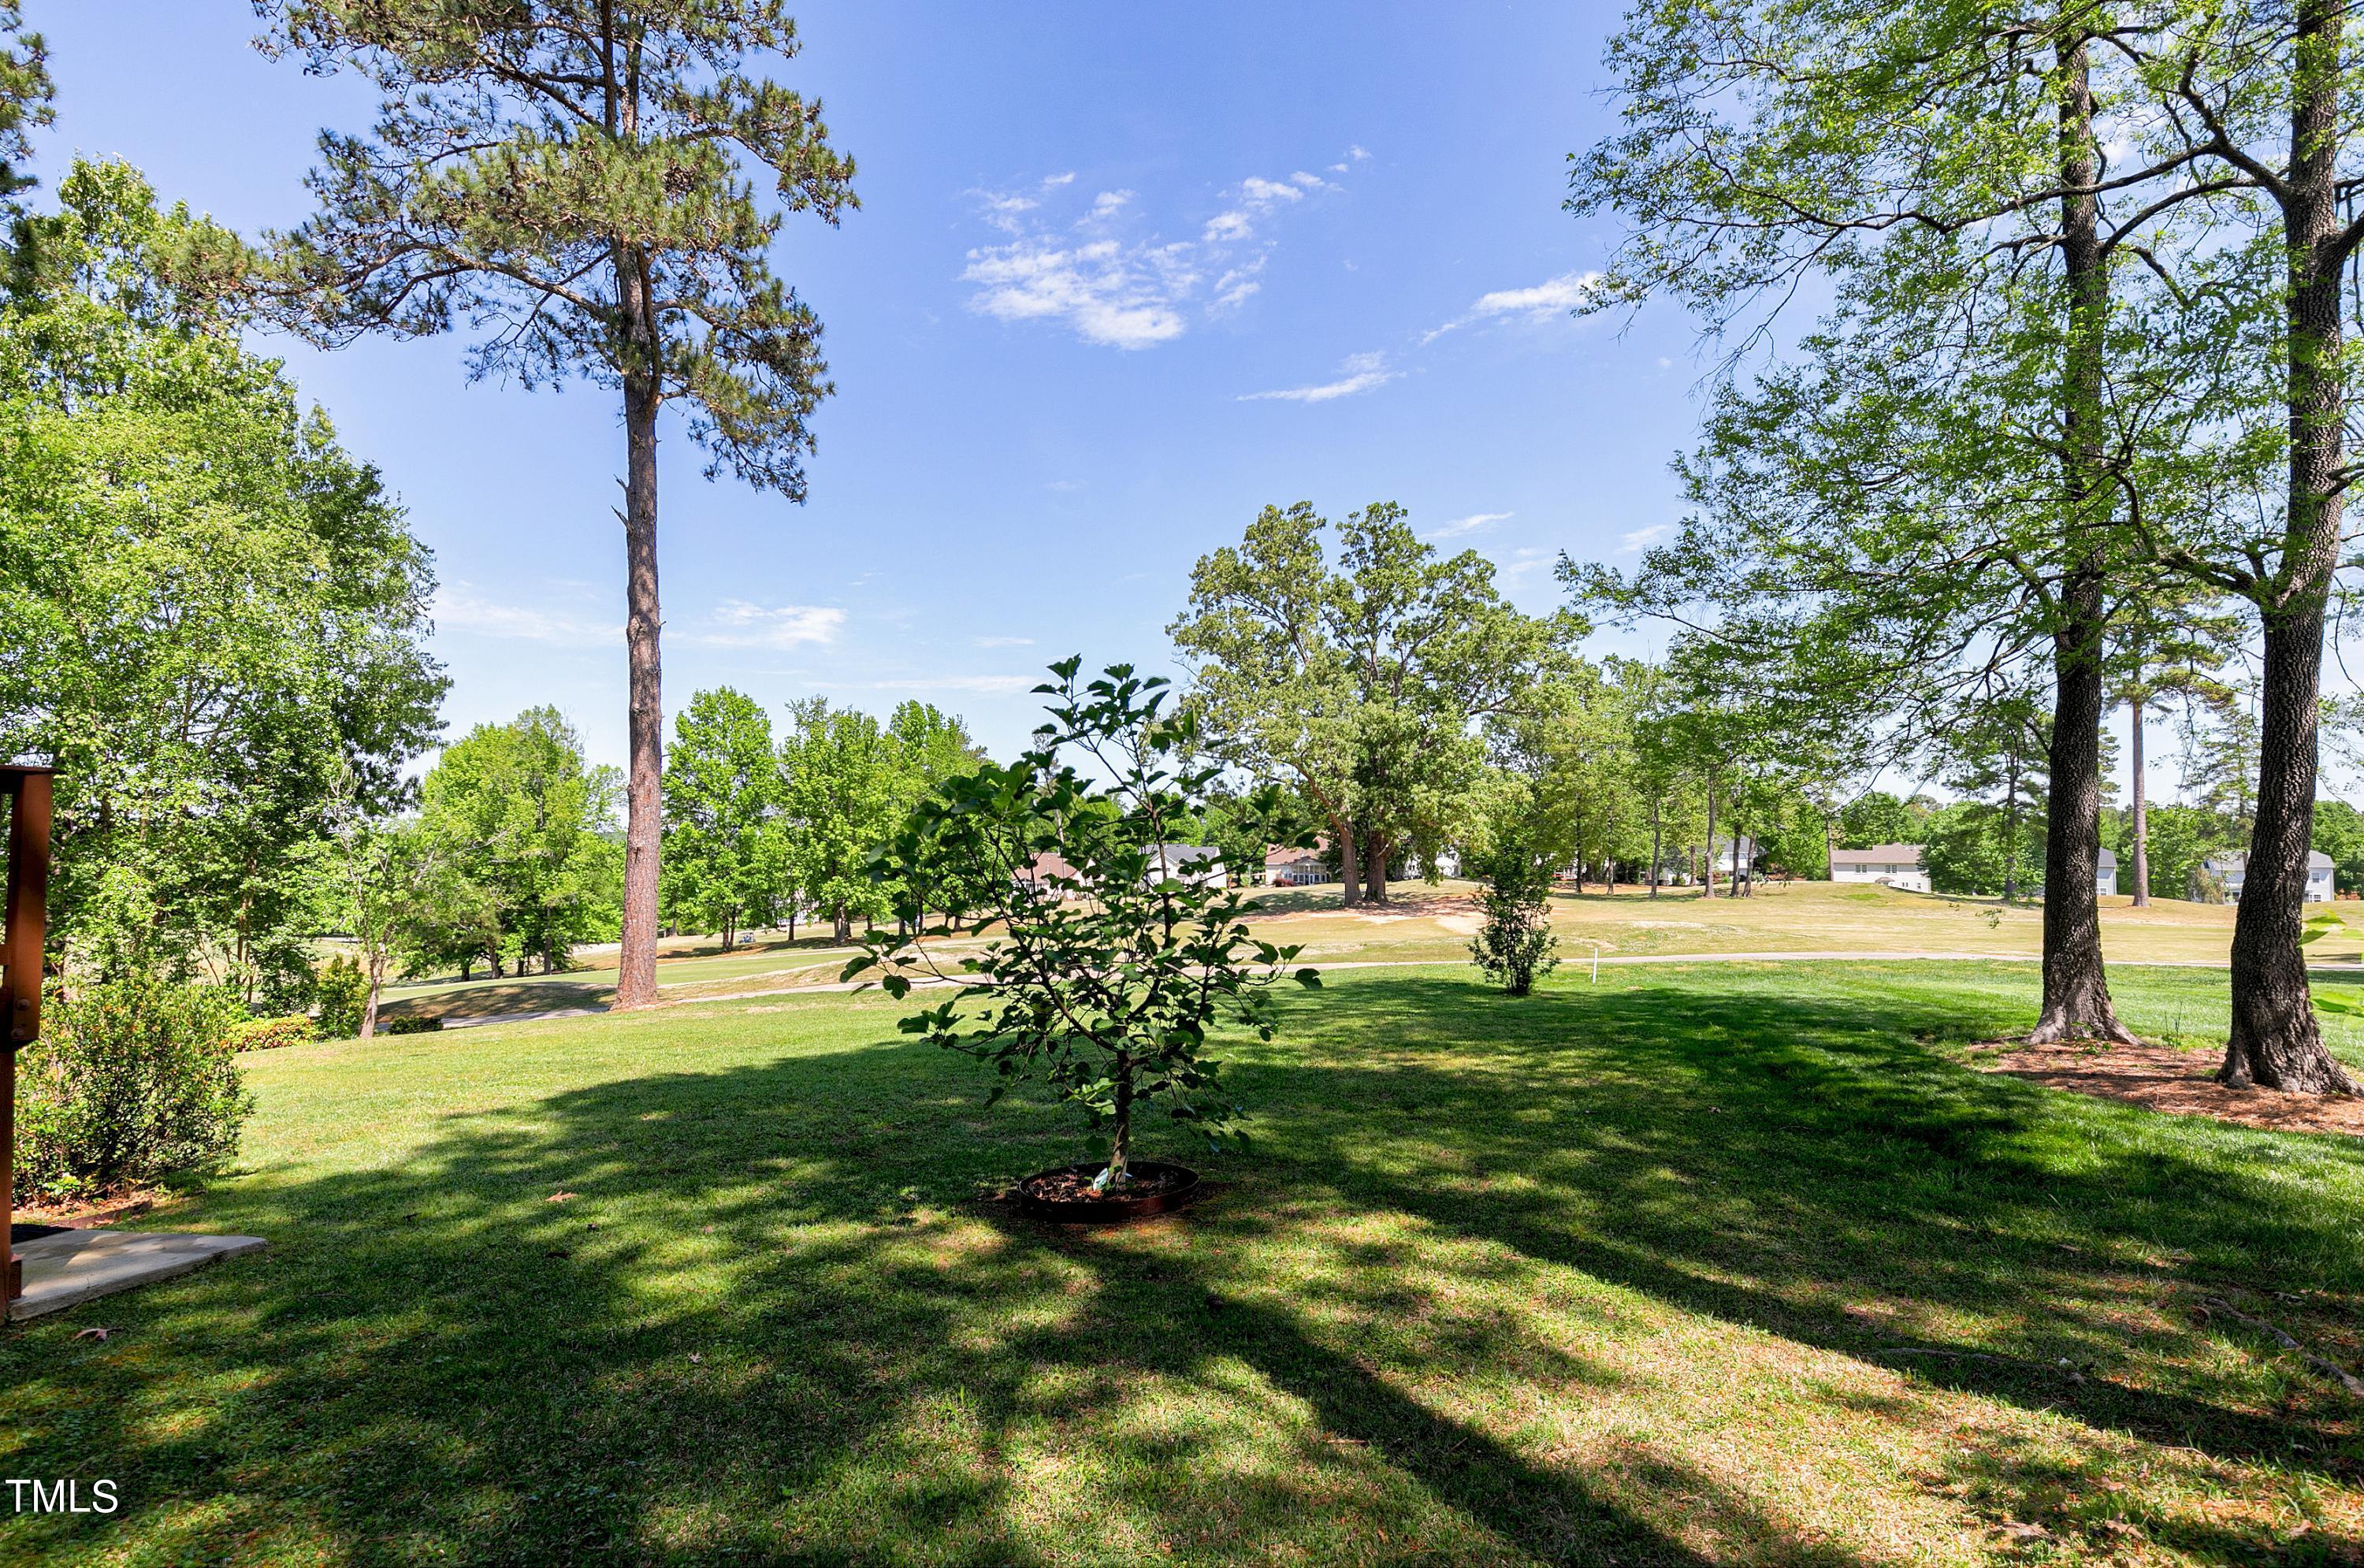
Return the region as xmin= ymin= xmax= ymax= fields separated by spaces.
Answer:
xmin=1104 ymin=1055 xmax=1135 ymax=1188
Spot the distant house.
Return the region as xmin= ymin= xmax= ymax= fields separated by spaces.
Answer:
xmin=1830 ymin=843 xmax=1929 ymax=894
xmin=2095 ymin=849 xmax=2120 ymax=899
xmin=2202 ymin=849 xmax=2335 ymax=904
xmin=1266 ymin=845 xmax=1329 ymax=886
xmin=1014 ymin=851 xmax=1082 ymax=899
xmin=1147 ymin=843 xmax=1227 ymax=890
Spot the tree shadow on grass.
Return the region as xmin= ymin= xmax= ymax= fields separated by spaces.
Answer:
xmin=0 ymin=1023 xmax=1865 ymax=1566
xmin=1240 ymin=970 xmax=2364 ymax=1548
xmin=6 ymin=964 xmax=2357 ymax=1563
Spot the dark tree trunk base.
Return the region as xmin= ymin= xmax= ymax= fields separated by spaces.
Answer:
xmin=2219 ymin=1023 xmax=2359 ymax=1094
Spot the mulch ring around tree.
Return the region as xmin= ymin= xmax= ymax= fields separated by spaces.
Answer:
xmin=1009 ymin=1161 xmax=1202 ymax=1222
xmin=1972 ymin=1039 xmax=2364 ymax=1136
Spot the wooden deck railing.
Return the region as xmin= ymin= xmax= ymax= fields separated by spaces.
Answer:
xmin=1 ymin=765 xmax=53 ymax=1303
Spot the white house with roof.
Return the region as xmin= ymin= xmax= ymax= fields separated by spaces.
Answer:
xmin=2202 ymin=849 xmax=2335 ymax=904
xmin=1264 ymin=845 xmax=1329 ymax=886
xmin=1147 ymin=843 xmax=1227 ymax=890
xmin=1829 ymin=843 xmax=1928 ymax=894
xmin=2095 ymin=849 xmax=2120 ymax=898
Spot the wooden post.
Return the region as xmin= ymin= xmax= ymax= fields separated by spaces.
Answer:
xmin=1 ymin=767 xmax=53 ymax=1304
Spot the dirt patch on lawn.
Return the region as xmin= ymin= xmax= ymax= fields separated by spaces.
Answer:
xmin=1976 ymin=1038 xmax=2364 ymax=1135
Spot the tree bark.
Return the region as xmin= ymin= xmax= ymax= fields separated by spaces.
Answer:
xmin=1363 ymin=827 xmax=1388 ymax=904
xmin=2224 ymin=1 xmax=2359 ymax=1093
xmin=1704 ymin=790 xmax=1717 ymax=898
xmin=2131 ymin=664 xmax=2151 ymax=907
xmin=2002 ymin=749 xmax=2022 ymax=904
xmin=1106 ymin=1057 xmax=1135 ymax=1187
xmin=1336 ymin=818 xmax=1362 ymax=908
xmin=360 ymin=958 xmax=383 ymax=1042
xmin=613 ymin=361 xmax=664 ymax=1009
xmin=1649 ymin=800 xmax=1661 ymax=898
xmin=833 ymin=902 xmax=852 ymax=944
xmin=2031 ymin=24 xmax=2134 ymax=1046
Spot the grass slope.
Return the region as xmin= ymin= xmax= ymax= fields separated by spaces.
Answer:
xmin=6 ymin=963 xmax=2361 ymax=1564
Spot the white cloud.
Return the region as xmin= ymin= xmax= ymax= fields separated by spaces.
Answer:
xmin=1201 ymin=210 xmax=1253 ymax=243
xmin=961 ymin=236 xmax=1193 ymax=349
xmin=1347 ymin=144 xmax=1371 ymax=161
xmin=1238 ymin=175 xmax=1305 ymax=207
xmin=1618 ymin=523 xmax=1673 ymax=553
xmin=432 ymin=584 xmax=615 ymax=645
xmin=1502 ymin=547 xmax=1555 ymax=580
xmin=1239 ymin=350 xmax=1397 ymax=403
xmin=1424 ymin=268 xmax=1604 ymax=343
xmin=1213 ymin=255 xmax=1266 ymax=309
xmin=975 ymin=634 xmax=1035 ymax=648
xmin=1042 ymin=171 xmax=1076 ymax=187
xmin=1425 ymin=511 xmax=1512 ymax=541
xmin=965 ymin=158 xmax=1351 ymax=349
xmin=691 ymin=600 xmax=846 ymax=649
xmin=1046 ymin=478 xmax=1083 ymax=492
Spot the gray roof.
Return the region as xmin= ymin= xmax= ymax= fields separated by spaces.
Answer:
xmin=2202 ymin=849 xmax=2334 ymax=873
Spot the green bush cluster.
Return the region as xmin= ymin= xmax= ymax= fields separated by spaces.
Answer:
xmin=13 ymin=979 xmax=256 ymax=1206
xmin=382 ymin=1014 xmax=443 ymax=1035
xmin=230 ymin=1015 xmax=316 ymax=1051
xmin=314 ymin=955 xmax=368 ymax=1039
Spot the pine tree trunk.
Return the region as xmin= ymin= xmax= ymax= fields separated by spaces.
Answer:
xmin=614 ymin=365 xmax=664 ymax=1010
xmin=2224 ymin=3 xmax=2358 ymax=1093
xmin=2031 ymin=24 xmax=2133 ymax=1046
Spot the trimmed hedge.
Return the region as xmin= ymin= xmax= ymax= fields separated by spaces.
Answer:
xmin=232 ymin=1014 xmax=316 ymax=1051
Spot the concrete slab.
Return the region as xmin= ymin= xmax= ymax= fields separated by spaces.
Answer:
xmin=7 ymin=1229 xmax=266 ymax=1321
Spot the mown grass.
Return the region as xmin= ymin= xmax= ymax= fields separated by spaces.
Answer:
xmin=5 ymin=962 xmax=2362 ymax=1564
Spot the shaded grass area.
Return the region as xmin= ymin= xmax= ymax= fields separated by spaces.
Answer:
xmin=4 ymin=963 xmax=2362 ymax=1564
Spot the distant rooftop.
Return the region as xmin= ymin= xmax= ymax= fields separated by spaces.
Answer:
xmin=1830 ymin=844 xmax=1924 ymax=864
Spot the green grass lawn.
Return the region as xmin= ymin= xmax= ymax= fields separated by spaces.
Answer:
xmin=6 ymin=963 xmax=2362 ymax=1564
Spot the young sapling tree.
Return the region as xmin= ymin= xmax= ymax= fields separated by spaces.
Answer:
xmin=1468 ymin=806 xmax=1560 ymax=997
xmin=846 ymin=660 xmax=1319 ymax=1191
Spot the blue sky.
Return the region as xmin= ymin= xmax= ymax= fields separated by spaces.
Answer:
xmin=32 ymin=1 xmax=1713 ymax=768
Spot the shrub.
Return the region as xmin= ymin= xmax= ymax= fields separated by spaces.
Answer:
xmin=13 ymin=979 xmax=255 ymax=1205
xmin=382 ymin=1014 xmax=443 ymax=1035
xmin=314 ymin=954 xmax=366 ymax=1039
xmin=230 ymin=1014 xmax=315 ymax=1051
